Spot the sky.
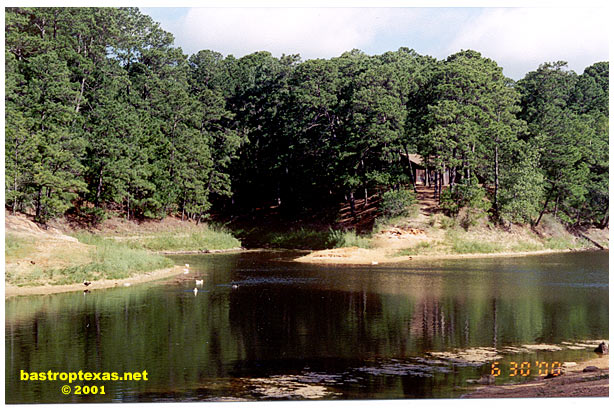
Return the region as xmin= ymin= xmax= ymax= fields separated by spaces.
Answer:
xmin=139 ymin=2 xmax=610 ymax=80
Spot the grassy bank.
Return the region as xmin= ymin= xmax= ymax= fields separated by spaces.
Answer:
xmin=394 ymin=229 xmax=588 ymax=257
xmin=296 ymin=211 xmax=599 ymax=264
xmin=5 ymin=216 xmax=243 ymax=288
xmin=5 ymin=233 xmax=174 ymax=287
xmin=121 ymin=227 xmax=241 ymax=252
xmin=235 ymin=227 xmax=372 ymax=250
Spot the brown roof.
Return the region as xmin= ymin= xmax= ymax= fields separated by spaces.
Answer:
xmin=406 ymin=153 xmax=423 ymax=165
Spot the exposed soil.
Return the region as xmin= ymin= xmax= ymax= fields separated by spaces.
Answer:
xmin=462 ymin=355 xmax=609 ymax=398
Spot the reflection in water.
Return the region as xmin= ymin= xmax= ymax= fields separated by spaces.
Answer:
xmin=5 ymin=250 xmax=608 ymax=402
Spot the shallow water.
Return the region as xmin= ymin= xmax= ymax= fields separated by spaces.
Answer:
xmin=5 ymin=250 xmax=608 ymax=402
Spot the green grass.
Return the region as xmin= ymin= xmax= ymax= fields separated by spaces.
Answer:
xmin=263 ymin=228 xmax=334 ymax=250
xmin=5 ymin=234 xmax=36 ymax=260
xmin=240 ymin=227 xmax=372 ymax=250
xmin=49 ymin=235 xmax=174 ymax=285
xmin=123 ymin=227 xmax=241 ymax=252
xmin=544 ymin=236 xmax=583 ymax=250
xmin=328 ymin=229 xmax=372 ymax=249
xmin=451 ymin=239 xmax=504 ymax=254
xmin=395 ymin=241 xmax=432 ymax=256
xmin=6 ymin=233 xmax=175 ymax=287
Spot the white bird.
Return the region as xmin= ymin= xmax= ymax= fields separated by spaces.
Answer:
xmin=185 ymin=264 xmax=190 ymax=268
xmin=231 ymin=284 xmax=239 ymax=289
xmin=183 ymin=268 xmax=189 ymax=274
xmin=193 ymin=287 xmax=198 ymax=295
xmin=124 ymin=283 xmax=131 ymax=287
xmin=195 ymin=279 xmax=204 ymax=286
xmin=371 ymin=261 xmax=379 ymax=265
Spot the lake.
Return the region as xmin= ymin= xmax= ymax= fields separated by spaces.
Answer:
xmin=5 ymin=250 xmax=608 ymax=402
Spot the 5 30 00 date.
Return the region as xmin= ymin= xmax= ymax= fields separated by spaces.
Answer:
xmin=491 ymin=361 xmax=563 ymax=377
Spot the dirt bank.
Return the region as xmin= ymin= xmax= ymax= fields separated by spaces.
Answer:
xmin=462 ymin=355 xmax=609 ymax=398
xmin=5 ymin=266 xmax=185 ymax=298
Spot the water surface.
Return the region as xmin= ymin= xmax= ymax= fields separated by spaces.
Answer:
xmin=5 ymin=250 xmax=608 ymax=402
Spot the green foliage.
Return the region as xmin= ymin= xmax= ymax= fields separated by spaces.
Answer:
xmin=379 ymin=189 xmax=417 ymax=218
xmin=439 ymin=215 xmax=457 ymax=230
xmin=499 ymin=150 xmax=545 ymax=224
xmin=4 ymin=7 xmax=607 ymax=229
xmin=263 ymin=229 xmax=335 ymax=250
xmin=440 ymin=178 xmax=490 ymax=224
xmin=327 ymin=229 xmax=372 ymax=249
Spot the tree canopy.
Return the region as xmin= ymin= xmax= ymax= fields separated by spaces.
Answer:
xmin=5 ymin=7 xmax=608 ymax=228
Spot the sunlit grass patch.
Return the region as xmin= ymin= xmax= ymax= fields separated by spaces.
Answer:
xmin=328 ymin=229 xmax=372 ymax=249
xmin=509 ymin=241 xmax=544 ymax=252
xmin=130 ymin=228 xmax=241 ymax=252
xmin=7 ymin=233 xmax=174 ymax=286
xmin=395 ymin=241 xmax=432 ymax=256
xmin=5 ymin=234 xmax=36 ymax=260
xmin=544 ymin=236 xmax=585 ymax=250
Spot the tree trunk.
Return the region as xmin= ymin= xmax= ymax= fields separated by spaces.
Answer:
xmin=75 ymin=77 xmax=86 ymax=113
xmin=364 ymin=187 xmax=368 ymax=207
xmin=403 ymin=146 xmax=417 ymax=193
xmin=494 ymin=145 xmax=499 ymax=215
xmin=12 ymin=173 xmax=18 ymax=215
xmin=553 ymin=195 xmax=560 ymax=218
xmin=534 ymin=189 xmax=554 ymax=226
xmin=35 ymin=186 xmax=43 ymax=221
xmin=348 ymin=190 xmax=356 ymax=219
xmin=94 ymin=167 xmax=104 ymax=208
xmin=600 ymin=207 xmax=608 ymax=228
xmin=438 ymin=172 xmax=443 ymax=199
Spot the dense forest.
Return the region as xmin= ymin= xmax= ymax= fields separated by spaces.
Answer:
xmin=5 ymin=7 xmax=609 ymax=228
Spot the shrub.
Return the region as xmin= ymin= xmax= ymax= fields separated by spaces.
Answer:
xmin=439 ymin=215 xmax=456 ymax=229
xmin=379 ymin=188 xmax=417 ymax=218
xmin=328 ymin=229 xmax=372 ymax=249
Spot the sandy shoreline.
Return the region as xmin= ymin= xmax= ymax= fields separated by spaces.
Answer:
xmin=463 ymin=355 xmax=609 ymax=398
xmin=294 ymin=247 xmax=600 ymax=265
xmin=5 ymin=266 xmax=185 ymax=298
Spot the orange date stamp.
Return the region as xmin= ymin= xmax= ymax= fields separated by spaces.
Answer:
xmin=490 ymin=361 xmax=563 ymax=377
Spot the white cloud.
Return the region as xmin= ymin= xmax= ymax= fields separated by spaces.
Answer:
xmin=446 ymin=8 xmax=609 ymax=78
xmin=169 ymin=8 xmax=403 ymax=59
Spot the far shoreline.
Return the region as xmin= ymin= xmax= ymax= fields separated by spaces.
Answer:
xmin=294 ymin=246 xmax=606 ymax=265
